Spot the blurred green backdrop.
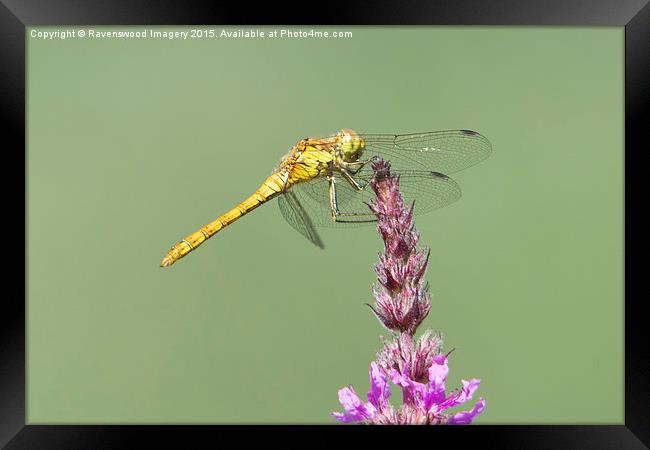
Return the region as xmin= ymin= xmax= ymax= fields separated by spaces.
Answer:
xmin=27 ymin=26 xmax=623 ymax=424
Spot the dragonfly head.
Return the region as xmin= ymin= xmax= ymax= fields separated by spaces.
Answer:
xmin=338 ymin=128 xmax=365 ymax=162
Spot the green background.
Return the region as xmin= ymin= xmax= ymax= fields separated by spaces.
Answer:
xmin=27 ymin=27 xmax=624 ymax=424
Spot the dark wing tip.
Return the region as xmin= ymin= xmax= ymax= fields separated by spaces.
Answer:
xmin=460 ymin=129 xmax=493 ymax=160
xmin=430 ymin=171 xmax=451 ymax=179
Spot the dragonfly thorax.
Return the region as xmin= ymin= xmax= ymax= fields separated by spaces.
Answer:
xmin=337 ymin=128 xmax=365 ymax=163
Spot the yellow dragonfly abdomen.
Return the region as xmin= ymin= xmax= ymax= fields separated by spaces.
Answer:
xmin=160 ymin=171 xmax=289 ymax=267
xmin=160 ymin=138 xmax=338 ymax=268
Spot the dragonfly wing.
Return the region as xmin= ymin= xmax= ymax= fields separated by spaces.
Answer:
xmin=336 ymin=170 xmax=462 ymax=220
xmin=277 ymin=190 xmax=324 ymax=248
xmin=287 ymin=171 xmax=462 ymax=228
xmin=358 ymin=129 xmax=492 ymax=175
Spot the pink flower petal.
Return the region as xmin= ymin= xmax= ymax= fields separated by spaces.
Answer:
xmin=333 ymin=386 xmax=372 ymax=423
xmin=447 ymin=397 xmax=486 ymax=425
xmin=367 ymin=362 xmax=391 ymax=410
xmin=330 ymin=412 xmax=360 ymax=424
xmin=439 ymin=378 xmax=481 ymax=411
xmin=425 ymin=354 xmax=449 ymax=408
xmin=389 ymin=368 xmax=409 ymax=387
xmin=389 ymin=368 xmax=427 ymax=408
xmin=457 ymin=378 xmax=481 ymax=404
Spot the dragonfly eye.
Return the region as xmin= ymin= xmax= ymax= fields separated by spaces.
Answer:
xmin=339 ymin=128 xmax=364 ymax=162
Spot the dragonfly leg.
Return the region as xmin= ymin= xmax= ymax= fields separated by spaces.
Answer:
xmin=327 ymin=175 xmax=341 ymax=220
xmin=340 ymin=168 xmax=367 ymax=191
xmin=341 ymin=156 xmax=376 ymax=175
xmin=328 ymin=174 xmax=376 ymax=224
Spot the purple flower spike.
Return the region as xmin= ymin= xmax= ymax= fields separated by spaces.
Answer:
xmin=332 ymin=158 xmax=486 ymax=425
xmin=368 ymin=160 xmax=431 ymax=335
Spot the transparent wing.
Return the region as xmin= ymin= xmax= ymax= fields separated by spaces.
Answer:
xmin=357 ymin=129 xmax=492 ymax=176
xmin=277 ymin=190 xmax=324 ymax=248
xmin=288 ymin=170 xmax=462 ymax=229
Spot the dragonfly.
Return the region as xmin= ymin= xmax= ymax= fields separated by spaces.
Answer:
xmin=160 ymin=128 xmax=491 ymax=267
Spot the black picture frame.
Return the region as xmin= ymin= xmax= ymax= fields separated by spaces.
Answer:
xmin=2 ymin=1 xmax=647 ymax=448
